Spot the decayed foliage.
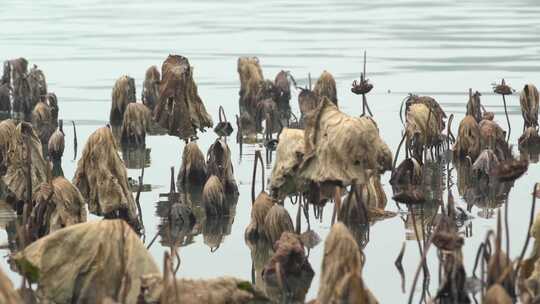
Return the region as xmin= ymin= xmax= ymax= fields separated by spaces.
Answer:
xmin=142 ymin=65 xmax=160 ymax=110
xmin=109 ymin=75 xmax=136 ymax=124
xmin=2 ymin=122 xmax=49 ymax=202
xmin=177 ymin=141 xmax=207 ymax=190
xmin=262 ymin=232 xmax=314 ymax=303
xmin=0 ymin=119 xmax=16 ymax=172
xmin=485 ymin=284 xmax=512 ymax=304
xmin=73 ymin=126 xmax=140 ymax=230
xmin=247 ymin=192 xmax=275 ymax=238
xmin=453 ymin=115 xmax=482 ymax=160
xmin=31 ymin=100 xmax=56 ymax=145
xmin=14 ymin=220 xmax=159 ymax=303
xmin=255 ymin=97 xmax=281 ymax=134
xmin=45 ymin=92 xmax=59 ymax=125
xmin=154 ymin=55 xmax=213 ymax=140
xmin=207 ymin=138 xmax=238 ymax=194
xmin=406 ymin=103 xmax=442 ymax=148
xmin=313 ymin=71 xmax=337 ymax=106
xmin=0 ymin=82 xmax=10 ymax=115
xmin=120 ymin=102 xmax=151 ymax=145
xmin=8 ymin=58 xmax=32 ymax=120
xmin=202 ymin=175 xmax=226 ymax=217
xmin=140 ymin=274 xmax=269 ymax=304
xmin=317 ymin=223 xmax=377 ymax=304
xmin=467 ymin=90 xmax=483 ymax=123
xmin=27 ymin=64 xmax=47 ymax=109
xmin=390 ymin=157 xmax=422 ymax=187
xmin=298 ymin=88 xmax=320 ymax=128
xmin=520 ymin=84 xmax=539 ymax=129
xmin=264 ymin=204 xmax=294 ymax=246
xmin=406 ymin=95 xmax=447 ymax=131
xmin=519 ymin=127 xmax=540 ymax=147
xmin=0 ymin=266 xmax=22 ymax=304
xmin=274 ymin=70 xmax=292 ymax=122
xmin=472 ymin=149 xmax=499 ymax=176
xmin=479 ymin=117 xmax=511 ymax=160
xmin=203 ymin=209 xmax=235 ymax=250
xmin=238 ymin=57 xmax=264 ymax=115
xmin=48 ymin=124 xmax=65 ymax=162
xmin=270 ymin=128 xmax=305 ymax=200
xmin=300 ymin=98 xmax=391 ymax=187
xmin=29 ymin=176 xmax=87 ymax=239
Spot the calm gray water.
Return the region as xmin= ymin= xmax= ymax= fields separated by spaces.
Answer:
xmin=1 ymin=0 xmax=540 ymax=302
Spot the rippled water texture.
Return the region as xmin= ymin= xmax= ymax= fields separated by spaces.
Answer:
xmin=1 ymin=0 xmax=540 ymax=302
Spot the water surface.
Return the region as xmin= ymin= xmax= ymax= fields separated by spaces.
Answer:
xmin=1 ymin=0 xmax=540 ymax=302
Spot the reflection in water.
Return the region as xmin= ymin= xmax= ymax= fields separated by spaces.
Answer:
xmin=520 ymin=145 xmax=540 ymax=164
xmin=455 ymin=159 xmax=513 ymax=219
xmin=155 ymin=191 xmax=198 ymax=248
xmin=122 ymin=146 xmax=151 ymax=169
xmin=202 ymin=214 xmax=233 ymax=251
xmin=247 ymin=235 xmax=314 ymax=304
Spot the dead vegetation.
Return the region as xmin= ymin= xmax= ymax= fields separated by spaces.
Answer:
xmin=274 ymin=70 xmax=292 ymax=123
xmin=0 ymin=266 xmax=22 ymax=304
xmin=140 ymin=274 xmax=268 ymax=304
xmin=14 ymin=220 xmax=159 ymax=303
xmin=479 ymin=116 xmax=512 ymax=160
xmin=27 ymin=64 xmax=47 ymax=109
xmin=262 ymin=232 xmax=314 ymax=303
xmin=454 ymin=115 xmax=482 ymax=160
xmin=2 ymin=122 xmax=49 ymax=205
xmin=0 ymin=119 xmax=16 ymax=172
xmin=264 ymin=204 xmax=294 ymax=246
xmin=270 ymin=128 xmax=305 ymax=200
xmin=29 ymin=176 xmax=87 ymax=239
xmin=467 ymin=90 xmax=483 ymax=123
xmin=520 ymin=84 xmax=539 ymax=130
xmin=142 ymin=65 xmax=160 ymax=111
xmin=202 ymin=175 xmax=226 ymax=217
xmin=247 ymin=192 xmax=275 ymax=238
xmin=207 ymin=138 xmax=238 ymax=195
xmin=48 ymin=121 xmax=65 ymax=162
xmin=0 ymin=82 xmax=10 ymax=116
xmin=313 ymin=71 xmax=337 ymax=106
xmin=120 ymin=102 xmax=151 ymax=146
xmin=298 ymin=88 xmax=320 ymax=128
xmin=73 ymin=126 xmax=141 ymax=231
xmin=300 ymin=97 xmax=391 ymax=188
xmin=31 ymin=100 xmax=55 ymax=145
xmin=177 ymin=141 xmax=207 ymax=190
xmin=238 ymin=57 xmax=264 ymax=119
xmin=6 ymin=58 xmax=31 ymax=120
xmin=154 ymin=55 xmax=213 ymax=140
xmin=109 ymin=75 xmax=136 ymax=125
xmin=317 ymin=223 xmax=377 ymax=303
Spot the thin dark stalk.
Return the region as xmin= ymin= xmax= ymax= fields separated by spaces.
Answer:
xmin=502 ymin=94 xmax=511 ymax=142
xmin=295 ymin=198 xmax=302 ymax=234
xmin=408 ymin=211 xmax=442 ymax=304
xmin=135 ymin=163 xmax=145 ymax=239
xmin=72 ymin=120 xmax=78 ymax=161
xmin=393 ymin=132 xmax=407 ymax=171
xmin=515 ymin=183 xmax=539 ymax=278
xmin=395 ymin=242 xmax=407 ymax=293
xmin=251 ymin=150 xmax=264 ymax=204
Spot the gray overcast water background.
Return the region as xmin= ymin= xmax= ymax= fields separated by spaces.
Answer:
xmin=1 ymin=0 xmax=540 ymax=302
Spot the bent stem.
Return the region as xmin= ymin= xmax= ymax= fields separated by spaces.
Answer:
xmin=515 ymin=183 xmax=539 ymax=278
xmin=392 ymin=132 xmax=407 ymax=171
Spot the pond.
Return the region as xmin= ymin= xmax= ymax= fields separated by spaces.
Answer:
xmin=1 ymin=0 xmax=540 ymax=302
